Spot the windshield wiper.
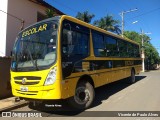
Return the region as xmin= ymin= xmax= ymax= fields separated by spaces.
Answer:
xmin=27 ymin=48 xmax=39 ymax=70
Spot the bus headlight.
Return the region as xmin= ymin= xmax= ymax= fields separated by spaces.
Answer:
xmin=44 ymin=67 xmax=57 ymax=86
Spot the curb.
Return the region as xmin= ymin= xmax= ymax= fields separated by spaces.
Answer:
xmin=0 ymin=101 xmax=28 ymax=112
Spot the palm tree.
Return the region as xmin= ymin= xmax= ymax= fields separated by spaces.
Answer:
xmin=93 ymin=15 xmax=121 ymax=34
xmin=76 ymin=11 xmax=95 ymax=23
xmin=45 ymin=9 xmax=56 ymax=18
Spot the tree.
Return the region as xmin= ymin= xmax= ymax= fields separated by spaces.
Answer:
xmin=144 ymin=42 xmax=160 ymax=69
xmin=124 ymin=31 xmax=141 ymax=43
xmin=45 ymin=9 xmax=56 ymax=18
xmin=93 ymin=15 xmax=121 ymax=34
xmin=124 ymin=31 xmax=160 ymax=69
xmin=76 ymin=11 xmax=95 ymax=23
xmin=124 ymin=31 xmax=151 ymax=44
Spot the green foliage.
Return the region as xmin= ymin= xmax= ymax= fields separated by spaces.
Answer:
xmin=75 ymin=11 xmax=95 ymax=23
xmin=144 ymin=43 xmax=159 ymax=65
xmin=93 ymin=15 xmax=121 ymax=34
xmin=45 ymin=9 xmax=56 ymax=18
xmin=124 ymin=31 xmax=160 ymax=68
xmin=124 ymin=31 xmax=141 ymax=43
xmin=124 ymin=31 xmax=151 ymax=44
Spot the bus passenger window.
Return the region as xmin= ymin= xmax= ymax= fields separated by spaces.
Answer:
xmin=118 ymin=40 xmax=128 ymax=57
xmin=134 ymin=45 xmax=140 ymax=57
xmin=62 ymin=29 xmax=89 ymax=56
xmin=105 ymin=36 xmax=118 ymax=57
xmin=92 ymin=32 xmax=105 ymax=57
xmin=128 ymin=43 xmax=134 ymax=57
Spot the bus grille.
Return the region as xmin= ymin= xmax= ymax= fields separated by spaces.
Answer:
xmin=14 ymin=76 xmax=41 ymax=85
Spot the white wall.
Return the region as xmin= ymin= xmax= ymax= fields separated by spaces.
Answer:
xmin=6 ymin=0 xmax=47 ymax=56
xmin=0 ymin=0 xmax=8 ymax=57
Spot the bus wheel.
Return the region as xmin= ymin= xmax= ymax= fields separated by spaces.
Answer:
xmin=129 ymin=70 xmax=135 ymax=84
xmin=68 ymin=81 xmax=95 ymax=110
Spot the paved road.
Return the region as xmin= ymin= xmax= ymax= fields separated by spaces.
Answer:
xmin=2 ymin=70 xmax=160 ymax=119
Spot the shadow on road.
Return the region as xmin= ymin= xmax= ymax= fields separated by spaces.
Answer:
xmin=28 ymin=75 xmax=146 ymax=116
xmin=92 ymin=75 xmax=146 ymax=108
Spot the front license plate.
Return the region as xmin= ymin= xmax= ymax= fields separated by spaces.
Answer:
xmin=20 ymin=86 xmax=28 ymax=92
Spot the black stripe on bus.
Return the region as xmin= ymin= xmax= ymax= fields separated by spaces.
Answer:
xmin=73 ymin=60 xmax=142 ymax=72
xmin=14 ymin=76 xmax=41 ymax=80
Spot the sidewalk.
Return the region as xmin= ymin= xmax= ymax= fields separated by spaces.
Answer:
xmin=0 ymin=97 xmax=28 ymax=112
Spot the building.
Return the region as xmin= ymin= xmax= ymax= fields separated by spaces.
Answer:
xmin=0 ymin=0 xmax=64 ymax=57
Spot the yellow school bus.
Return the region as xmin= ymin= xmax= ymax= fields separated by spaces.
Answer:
xmin=11 ymin=15 xmax=142 ymax=110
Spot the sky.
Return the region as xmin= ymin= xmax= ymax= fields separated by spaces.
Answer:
xmin=45 ymin=0 xmax=160 ymax=54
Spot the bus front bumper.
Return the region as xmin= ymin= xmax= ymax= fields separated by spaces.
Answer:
xmin=12 ymin=85 xmax=62 ymax=100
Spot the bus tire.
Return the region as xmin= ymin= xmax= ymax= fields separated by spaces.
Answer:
xmin=129 ymin=69 xmax=135 ymax=84
xmin=68 ymin=81 xmax=95 ymax=110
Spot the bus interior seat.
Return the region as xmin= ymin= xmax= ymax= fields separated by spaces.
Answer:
xmin=44 ymin=52 xmax=56 ymax=60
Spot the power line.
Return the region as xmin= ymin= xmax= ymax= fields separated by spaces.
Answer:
xmin=50 ymin=0 xmax=79 ymax=13
xmin=132 ymin=5 xmax=152 ymax=38
xmin=120 ymin=8 xmax=138 ymax=37
xmin=0 ymin=9 xmax=23 ymax=22
xmin=0 ymin=9 xmax=32 ymax=24
xmin=124 ymin=7 xmax=160 ymax=33
xmin=46 ymin=1 xmax=159 ymax=37
xmin=127 ymin=7 xmax=160 ymax=20
xmin=122 ymin=7 xmax=160 ymax=34
xmin=0 ymin=9 xmax=26 ymax=30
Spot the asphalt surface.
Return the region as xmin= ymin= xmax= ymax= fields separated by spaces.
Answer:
xmin=1 ymin=70 xmax=160 ymax=119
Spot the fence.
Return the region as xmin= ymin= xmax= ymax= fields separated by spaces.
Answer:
xmin=0 ymin=57 xmax=12 ymax=99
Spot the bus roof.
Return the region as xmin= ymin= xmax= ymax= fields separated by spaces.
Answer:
xmin=61 ymin=15 xmax=139 ymax=45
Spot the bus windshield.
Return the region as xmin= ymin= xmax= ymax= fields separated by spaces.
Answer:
xmin=11 ymin=21 xmax=58 ymax=71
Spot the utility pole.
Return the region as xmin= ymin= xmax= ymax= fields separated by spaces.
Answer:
xmin=120 ymin=8 xmax=138 ymax=37
xmin=141 ymin=29 xmax=152 ymax=72
xmin=141 ymin=29 xmax=145 ymax=72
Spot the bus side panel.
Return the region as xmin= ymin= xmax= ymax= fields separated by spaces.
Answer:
xmin=93 ymin=70 xmax=115 ymax=87
xmin=61 ymin=77 xmax=78 ymax=99
xmin=125 ymin=67 xmax=132 ymax=77
xmin=61 ymin=73 xmax=96 ymax=99
xmin=135 ymin=65 xmax=142 ymax=74
xmin=93 ymin=67 xmax=133 ymax=88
